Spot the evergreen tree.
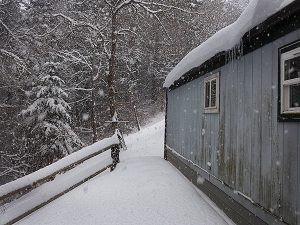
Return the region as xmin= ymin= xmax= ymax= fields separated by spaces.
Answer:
xmin=21 ymin=61 xmax=83 ymax=171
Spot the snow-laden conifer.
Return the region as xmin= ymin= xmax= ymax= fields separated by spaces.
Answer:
xmin=21 ymin=61 xmax=83 ymax=170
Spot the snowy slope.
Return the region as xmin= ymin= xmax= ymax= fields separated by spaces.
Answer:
xmin=164 ymin=0 xmax=296 ymax=87
xmin=14 ymin=119 xmax=234 ymax=225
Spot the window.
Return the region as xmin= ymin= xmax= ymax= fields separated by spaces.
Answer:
xmin=204 ymin=73 xmax=219 ymax=113
xmin=280 ymin=41 xmax=300 ymax=118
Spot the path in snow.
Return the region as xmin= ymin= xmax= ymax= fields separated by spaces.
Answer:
xmin=16 ymin=120 xmax=234 ymax=225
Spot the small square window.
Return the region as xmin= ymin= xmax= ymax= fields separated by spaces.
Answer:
xmin=204 ymin=73 xmax=220 ymax=113
xmin=279 ymin=41 xmax=300 ymax=119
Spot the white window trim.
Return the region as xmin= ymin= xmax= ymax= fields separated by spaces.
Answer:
xmin=280 ymin=46 xmax=300 ymax=114
xmin=204 ymin=73 xmax=220 ymax=114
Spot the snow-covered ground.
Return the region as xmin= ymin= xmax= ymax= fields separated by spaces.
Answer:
xmin=14 ymin=119 xmax=234 ymax=225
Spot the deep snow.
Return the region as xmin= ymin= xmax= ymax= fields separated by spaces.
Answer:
xmin=12 ymin=120 xmax=234 ymax=225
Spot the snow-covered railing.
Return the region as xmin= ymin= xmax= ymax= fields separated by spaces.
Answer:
xmin=0 ymin=134 xmax=120 ymax=205
xmin=0 ymin=133 xmax=126 ymax=224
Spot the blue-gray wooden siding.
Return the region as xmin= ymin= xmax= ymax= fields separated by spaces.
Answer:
xmin=166 ymin=30 xmax=300 ymax=225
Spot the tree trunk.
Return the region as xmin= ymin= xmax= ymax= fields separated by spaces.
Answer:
xmin=107 ymin=12 xmax=118 ymax=133
xmin=91 ymin=77 xmax=97 ymax=143
xmin=130 ymin=90 xmax=141 ymax=131
xmin=91 ymin=54 xmax=98 ymax=143
xmin=133 ymin=105 xmax=141 ymax=131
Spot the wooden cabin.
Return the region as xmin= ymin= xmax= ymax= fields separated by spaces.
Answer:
xmin=164 ymin=1 xmax=300 ymax=225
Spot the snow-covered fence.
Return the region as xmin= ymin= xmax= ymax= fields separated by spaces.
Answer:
xmin=0 ymin=134 xmax=120 ymax=221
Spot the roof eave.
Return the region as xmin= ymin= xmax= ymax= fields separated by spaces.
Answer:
xmin=168 ymin=0 xmax=300 ymax=91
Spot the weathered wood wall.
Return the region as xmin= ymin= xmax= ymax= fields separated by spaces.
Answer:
xmin=166 ymin=30 xmax=300 ymax=225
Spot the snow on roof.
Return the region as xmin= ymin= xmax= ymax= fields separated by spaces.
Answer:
xmin=163 ymin=0 xmax=296 ymax=88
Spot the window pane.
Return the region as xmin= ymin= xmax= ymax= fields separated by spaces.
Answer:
xmin=211 ymin=79 xmax=217 ymax=107
xmin=205 ymin=82 xmax=210 ymax=108
xmin=290 ymin=84 xmax=300 ymax=108
xmin=284 ymin=55 xmax=300 ymax=80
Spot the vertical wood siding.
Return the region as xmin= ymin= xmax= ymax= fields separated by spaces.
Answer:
xmin=166 ymin=30 xmax=300 ymax=225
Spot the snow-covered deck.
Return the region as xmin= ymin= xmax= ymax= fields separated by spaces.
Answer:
xmin=13 ymin=119 xmax=234 ymax=225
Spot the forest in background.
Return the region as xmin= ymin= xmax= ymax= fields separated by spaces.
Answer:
xmin=0 ymin=0 xmax=245 ymax=184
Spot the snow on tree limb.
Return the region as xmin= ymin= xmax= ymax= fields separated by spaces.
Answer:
xmin=0 ymin=19 xmax=23 ymax=44
xmin=117 ymin=28 xmax=138 ymax=36
xmin=134 ymin=1 xmax=203 ymax=15
xmin=110 ymin=0 xmax=203 ymax=16
xmin=52 ymin=13 xmax=102 ymax=32
xmin=53 ymin=50 xmax=93 ymax=70
xmin=0 ymin=49 xmax=27 ymax=70
xmin=0 ymin=104 xmax=20 ymax=108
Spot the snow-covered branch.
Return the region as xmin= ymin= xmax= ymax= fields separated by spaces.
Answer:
xmin=53 ymin=13 xmax=101 ymax=32
xmin=113 ymin=0 xmax=202 ymax=16
xmin=117 ymin=29 xmax=137 ymax=36
xmin=54 ymin=50 xmax=93 ymax=70
xmin=0 ymin=19 xmax=21 ymax=43
xmin=69 ymin=97 xmax=90 ymax=105
xmin=136 ymin=1 xmax=202 ymax=14
xmin=114 ymin=0 xmax=134 ymax=14
xmin=66 ymin=87 xmax=93 ymax=92
xmin=0 ymin=104 xmax=20 ymax=108
xmin=0 ymin=49 xmax=28 ymax=70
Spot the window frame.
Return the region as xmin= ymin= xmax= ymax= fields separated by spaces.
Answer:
xmin=279 ymin=40 xmax=300 ymax=121
xmin=204 ymin=72 xmax=220 ymax=114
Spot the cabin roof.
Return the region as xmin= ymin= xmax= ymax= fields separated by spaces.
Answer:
xmin=164 ymin=0 xmax=300 ymax=90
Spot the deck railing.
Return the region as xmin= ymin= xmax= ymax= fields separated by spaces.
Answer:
xmin=0 ymin=132 xmax=124 ymax=225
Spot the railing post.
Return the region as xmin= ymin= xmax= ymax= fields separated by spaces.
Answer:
xmin=110 ymin=145 xmax=120 ymax=171
xmin=110 ymin=128 xmax=127 ymax=171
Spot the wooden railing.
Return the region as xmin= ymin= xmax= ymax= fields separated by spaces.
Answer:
xmin=0 ymin=133 xmax=124 ymax=225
